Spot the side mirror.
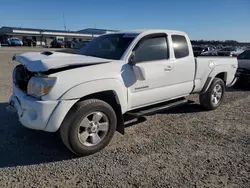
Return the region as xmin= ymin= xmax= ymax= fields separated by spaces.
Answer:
xmin=128 ymin=52 xmax=136 ymax=66
xmin=132 ymin=65 xmax=146 ymax=81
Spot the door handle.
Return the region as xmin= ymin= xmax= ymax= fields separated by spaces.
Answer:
xmin=164 ymin=66 xmax=172 ymax=71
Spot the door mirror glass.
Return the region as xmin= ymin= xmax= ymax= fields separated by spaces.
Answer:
xmin=133 ymin=65 xmax=146 ymax=81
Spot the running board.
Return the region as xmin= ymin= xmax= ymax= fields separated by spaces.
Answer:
xmin=126 ymin=98 xmax=189 ymax=117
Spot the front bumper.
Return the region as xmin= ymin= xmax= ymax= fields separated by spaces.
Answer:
xmin=7 ymin=84 xmax=77 ymax=132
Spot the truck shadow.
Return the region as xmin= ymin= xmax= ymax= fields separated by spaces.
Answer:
xmin=159 ymin=103 xmax=204 ymax=114
xmin=124 ymin=102 xmax=204 ymax=128
xmin=0 ymin=103 xmax=75 ymax=168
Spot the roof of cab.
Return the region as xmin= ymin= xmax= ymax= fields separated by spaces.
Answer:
xmin=108 ymin=29 xmax=187 ymax=36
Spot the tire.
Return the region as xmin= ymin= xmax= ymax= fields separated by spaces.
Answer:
xmin=199 ymin=78 xmax=225 ymax=110
xmin=60 ymin=99 xmax=117 ymax=156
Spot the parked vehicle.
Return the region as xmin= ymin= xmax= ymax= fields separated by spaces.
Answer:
xmin=51 ymin=37 xmax=65 ymax=48
xmin=71 ymin=40 xmax=89 ymax=49
xmin=8 ymin=30 xmax=238 ymax=156
xmin=217 ymin=47 xmax=243 ymax=57
xmin=193 ymin=46 xmax=203 ymax=56
xmin=193 ymin=46 xmax=217 ymax=56
xmin=235 ymin=50 xmax=250 ymax=87
xmin=7 ymin=38 xmax=23 ymax=46
xmin=22 ymin=38 xmax=36 ymax=46
xmin=64 ymin=40 xmax=72 ymax=48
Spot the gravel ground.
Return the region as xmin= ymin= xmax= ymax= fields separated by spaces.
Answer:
xmin=0 ymin=47 xmax=249 ymax=188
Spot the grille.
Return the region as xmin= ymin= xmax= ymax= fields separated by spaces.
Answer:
xmin=13 ymin=65 xmax=33 ymax=92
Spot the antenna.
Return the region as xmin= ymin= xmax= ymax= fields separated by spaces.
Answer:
xmin=63 ymin=12 xmax=66 ymax=31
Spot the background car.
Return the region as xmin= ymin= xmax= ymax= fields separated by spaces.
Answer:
xmin=200 ymin=46 xmax=218 ymax=56
xmin=193 ymin=46 xmax=217 ymax=56
xmin=193 ymin=46 xmax=203 ymax=56
xmin=7 ymin=38 xmax=23 ymax=46
xmin=22 ymin=38 xmax=36 ymax=46
xmin=234 ymin=50 xmax=250 ymax=88
xmin=51 ymin=39 xmax=65 ymax=48
xmin=217 ymin=47 xmax=243 ymax=57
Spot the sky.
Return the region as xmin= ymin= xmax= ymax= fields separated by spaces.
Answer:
xmin=0 ymin=0 xmax=249 ymax=42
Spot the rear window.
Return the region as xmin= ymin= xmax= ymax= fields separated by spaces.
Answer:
xmin=172 ymin=35 xmax=189 ymax=58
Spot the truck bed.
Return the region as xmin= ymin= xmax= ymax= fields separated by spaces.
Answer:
xmin=192 ymin=56 xmax=237 ymax=93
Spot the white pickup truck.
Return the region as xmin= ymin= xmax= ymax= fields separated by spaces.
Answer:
xmin=8 ymin=30 xmax=238 ymax=156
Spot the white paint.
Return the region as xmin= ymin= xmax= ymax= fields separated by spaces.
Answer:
xmin=60 ymin=79 xmax=128 ymax=114
xmin=44 ymin=99 xmax=78 ymax=132
xmin=14 ymin=52 xmax=111 ymax=72
xmin=10 ymin=29 xmax=238 ymax=132
xmin=10 ymin=84 xmax=59 ymax=130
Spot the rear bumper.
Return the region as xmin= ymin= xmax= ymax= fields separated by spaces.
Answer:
xmin=7 ymin=84 xmax=77 ymax=132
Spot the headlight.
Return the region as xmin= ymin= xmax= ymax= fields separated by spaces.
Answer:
xmin=27 ymin=77 xmax=56 ymax=98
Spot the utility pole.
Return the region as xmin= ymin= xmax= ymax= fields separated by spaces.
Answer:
xmin=63 ymin=12 xmax=66 ymax=31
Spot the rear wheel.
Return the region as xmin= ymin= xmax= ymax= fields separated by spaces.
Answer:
xmin=60 ymin=99 xmax=117 ymax=156
xmin=199 ymin=78 xmax=225 ymax=110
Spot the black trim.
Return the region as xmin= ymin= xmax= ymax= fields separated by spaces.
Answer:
xmin=116 ymin=104 xmax=125 ymax=135
xmin=135 ymin=86 xmax=149 ymax=90
xmin=41 ymin=51 xmax=53 ymax=56
xmin=126 ymin=98 xmax=188 ymax=117
xmin=201 ymin=77 xmax=212 ymax=93
xmin=43 ymin=61 xmax=110 ymax=74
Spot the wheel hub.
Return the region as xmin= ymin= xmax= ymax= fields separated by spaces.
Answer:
xmin=89 ymin=122 xmax=99 ymax=133
xmin=78 ymin=111 xmax=110 ymax=146
xmin=211 ymin=84 xmax=222 ymax=105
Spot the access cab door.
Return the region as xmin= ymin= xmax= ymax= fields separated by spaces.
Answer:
xmin=127 ymin=33 xmax=195 ymax=110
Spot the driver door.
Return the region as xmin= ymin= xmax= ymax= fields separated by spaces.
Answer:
xmin=127 ymin=34 xmax=176 ymax=109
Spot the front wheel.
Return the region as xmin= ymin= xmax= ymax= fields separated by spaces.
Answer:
xmin=60 ymin=99 xmax=117 ymax=156
xmin=199 ymin=78 xmax=225 ymax=110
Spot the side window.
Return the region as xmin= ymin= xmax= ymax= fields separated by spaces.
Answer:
xmin=134 ymin=37 xmax=168 ymax=63
xmin=172 ymin=35 xmax=189 ymax=58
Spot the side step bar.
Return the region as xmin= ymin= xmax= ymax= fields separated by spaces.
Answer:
xmin=126 ymin=98 xmax=190 ymax=117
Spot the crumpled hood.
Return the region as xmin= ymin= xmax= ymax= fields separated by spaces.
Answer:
xmin=238 ymin=59 xmax=250 ymax=70
xmin=13 ymin=51 xmax=111 ymax=72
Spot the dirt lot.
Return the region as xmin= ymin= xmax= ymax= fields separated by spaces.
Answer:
xmin=0 ymin=47 xmax=249 ymax=188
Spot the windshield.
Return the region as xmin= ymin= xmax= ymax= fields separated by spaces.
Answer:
xmin=79 ymin=34 xmax=136 ymax=60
